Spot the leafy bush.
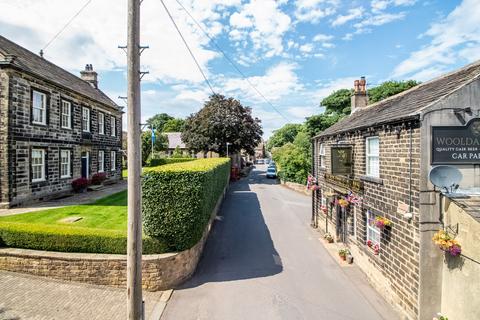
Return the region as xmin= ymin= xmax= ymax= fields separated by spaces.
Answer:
xmin=0 ymin=222 xmax=168 ymax=254
xmin=147 ymin=157 xmax=193 ymax=167
xmin=72 ymin=178 xmax=89 ymax=192
xmin=91 ymin=172 xmax=107 ymax=185
xmin=142 ymin=158 xmax=230 ymax=251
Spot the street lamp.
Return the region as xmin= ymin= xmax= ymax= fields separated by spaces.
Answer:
xmin=226 ymin=142 xmax=232 ymax=157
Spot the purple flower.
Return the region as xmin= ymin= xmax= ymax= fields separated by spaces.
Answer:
xmin=449 ymin=245 xmax=462 ymax=256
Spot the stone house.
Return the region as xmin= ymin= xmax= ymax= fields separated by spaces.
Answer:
xmin=0 ymin=35 xmax=123 ymax=208
xmin=165 ymin=132 xmax=188 ymax=156
xmin=312 ymin=61 xmax=480 ymax=320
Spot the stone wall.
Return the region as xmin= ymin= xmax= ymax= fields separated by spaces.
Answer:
xmin=0 ymin=184 xmax=226 ymax=291
xmin=313 ymin=124 xmax=421 ymax=319
xmin=440 ymin=198 xmax=480 ymax=320
xmin=1 ymin=69 xmax=123 ymax=207
xmin=280 ymin=180 xmax=311 ymax=196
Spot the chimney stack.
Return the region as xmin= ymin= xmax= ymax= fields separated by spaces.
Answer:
xmin=80 ymin=64 xmax=98 ymax=89
xmin=351 ymin=76 xmax=368 ymax=114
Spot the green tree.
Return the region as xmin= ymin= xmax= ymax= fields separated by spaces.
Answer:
xmin=320 ymin=89 xmax=352 ymax=115
xmin=146 ymin=113 xmax=174 ymax=132
xmin=182 ymin=94 xmax=263 ymax=156
xmin=141 ymin=130 xmax=168 ymax=164
xmin=163 ymin=118 xmax=186 ymax=132
xmin=304 ymin=113 xmax=343 ymax=138
xmin=367 ymin=80 xmax=419 ymax=104
xmin=266 ymin=123 xmax=304 ymax=151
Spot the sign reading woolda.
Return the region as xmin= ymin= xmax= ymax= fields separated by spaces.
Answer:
xmin=432 ymin=118 xmax=480 ymax=164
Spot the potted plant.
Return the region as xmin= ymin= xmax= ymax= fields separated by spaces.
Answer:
xmin=321 ymin=205 xmax=328 ymax=214
xmin=433 ymin=313 xmax=448 ymax=320
xmin=323 ymin=233 xmax=334 ymax=243
xmin=72 ymin=177 xmax=89 ymax=193
xmin=372 ymin=216 xmax=392 ymax=229
xmin=373 ymin=244 xmax=380 ymax=255
xmin=432 ymin=230 xmax=462 ymax=257
xmin=338 ymin=248 xmax=349 ymax=261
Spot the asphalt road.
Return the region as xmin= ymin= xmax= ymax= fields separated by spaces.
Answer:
xmin=162 ymin=166 xmax=398 ymax=320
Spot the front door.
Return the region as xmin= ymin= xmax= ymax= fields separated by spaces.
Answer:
xmin=335 ymin=199 xmax=349 ymax=243
xmin=81 ymin=152 xmax=89 ymax=178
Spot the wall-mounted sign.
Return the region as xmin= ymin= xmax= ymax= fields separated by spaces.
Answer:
xmin=331 ymin=146 xmax=353 ymax=176
xmin=432 ymin=118 xmax=480 ymax=164
xmin=324 ymin=173 xmax=364 ymax=193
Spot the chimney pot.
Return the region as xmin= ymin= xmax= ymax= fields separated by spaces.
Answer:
xmin=80 ymin=64 xmax=98 ymax=89
xmin=351 ymin=77 xmax=368 ymax=114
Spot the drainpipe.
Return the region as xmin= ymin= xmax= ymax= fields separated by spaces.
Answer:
xmin=408 ymin=126 xmax=413 ymax=216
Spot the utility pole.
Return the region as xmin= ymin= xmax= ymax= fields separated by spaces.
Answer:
xmin=126 ymin=0 xmax=142 ymax=318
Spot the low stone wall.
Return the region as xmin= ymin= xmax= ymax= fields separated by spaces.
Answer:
xmin=280 ymin=180 xmax=311 ymax=196
xmin=0 ymin=187 xmax=226 ymax=291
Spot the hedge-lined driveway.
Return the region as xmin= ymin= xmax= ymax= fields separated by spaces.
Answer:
xmin=162 ymin=166 xmax=398 ymax=320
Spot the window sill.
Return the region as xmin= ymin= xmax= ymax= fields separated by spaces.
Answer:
xmin=360 ymin=175 xmax=383 ymax=185
xmin=61 ymin=127 xmax=72 ymax=130
xmin=32 ymin=122 xmax=47 ymax=126
xmin=60 ymin=176 xmax=72 ymax=180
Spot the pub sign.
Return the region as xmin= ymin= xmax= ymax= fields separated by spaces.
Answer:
xmin=432 ymin=118 xmax=480 ymax=164
xmin=331 ymin=146 xmax=353 ymax=176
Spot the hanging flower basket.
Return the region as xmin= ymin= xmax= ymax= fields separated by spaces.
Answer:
xmin=321 ymin=205 xmax=328 ymax=214
xmin=338 ymin=198 xmax=349 ymax=208
xmin=371 ymin=216 xmax=392 ymax=229
xmin=432 ymin=230 xmax=462 ymax=257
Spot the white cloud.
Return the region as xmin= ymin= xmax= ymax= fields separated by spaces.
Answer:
xmin=222 ymin=62 xmax=303 ymax=102
xmin=287 ymin=106 xmax=317 ymax=119
xmin=299 ymin=43 xmax=314 ymax=53
xmin=294 ymin=0 xmax=339 ymax=24
xmin=354 ymin=12 xmax=405 ymax=29
xmin=392 ymin=0 xmax=480 ymax=80
xmin=0 ymin=0 xmax=240 ymax=84
xmin=331 ymin=7 xmax=363 ymax=27
xmin=313 ymin=77 xmax=357 ymax=103
xmin=229 ymin=0 xmax=291 ymax=57
xmin=313 ymin=33 xmax=334 ymax=42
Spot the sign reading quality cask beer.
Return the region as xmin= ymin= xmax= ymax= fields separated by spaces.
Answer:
xmin=432 ymin=119 xmax=480 ymax=164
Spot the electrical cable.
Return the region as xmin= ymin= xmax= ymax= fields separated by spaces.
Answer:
xmin=175 ymin=0 xmax=290 ymax=122
xmin=42 ymin=0 xmax=94 ymax=52
xmin=160 ymin=0 xmax=216 ymax=96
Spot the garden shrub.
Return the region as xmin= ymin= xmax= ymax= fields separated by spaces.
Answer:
xmin=142 ymin=158 xmax=230 ymax=251
xmin=72 ymin=177 xmax=89 ymax=192
xmin=147 ymin=157 xmax=193 ymax=167
xmin=0 ymin=222 xmax=168 ymax=254
xmin=91 ymin=172 xmax=107 ymax=185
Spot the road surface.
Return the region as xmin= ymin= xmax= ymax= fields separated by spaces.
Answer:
xmin=162 ymin=166 xmax=398 ymax=320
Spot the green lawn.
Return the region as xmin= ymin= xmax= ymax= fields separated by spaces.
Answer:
xmin=0 ymin=190 xmax=127 ymax=231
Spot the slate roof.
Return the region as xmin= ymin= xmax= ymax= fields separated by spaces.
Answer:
xmin=315 ymin=60 xmax=480 ymax=138
xmin=0 ymin=35 xmax=118 ymax=109
xmin=166 ymin=132 xmax=186 ymax=149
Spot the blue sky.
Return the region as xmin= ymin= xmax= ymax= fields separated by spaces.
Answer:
xmin=1 ymin=0 xmax=478 ymax=137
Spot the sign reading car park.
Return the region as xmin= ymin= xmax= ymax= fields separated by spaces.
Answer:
xmin=432 ymin=118 xmax=480 ymax=164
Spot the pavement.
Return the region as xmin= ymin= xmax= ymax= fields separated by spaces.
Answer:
xmin=0 ymin=270 xmax=168 ymax=320
xmin=162 ymin=165 xmax=399 ymax=320
xmin=0 ymin=180 xmax=127 ymax=217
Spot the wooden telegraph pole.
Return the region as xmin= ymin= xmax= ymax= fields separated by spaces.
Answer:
xmin=126 ymin=0 xmax=142 ymax=318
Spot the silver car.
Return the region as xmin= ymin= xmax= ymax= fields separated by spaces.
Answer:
xmin=266 ymin=167 xmax=277 ymax=178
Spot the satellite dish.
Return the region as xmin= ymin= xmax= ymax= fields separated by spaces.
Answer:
xmin=429 ymin=165 xmax=463 ymax=194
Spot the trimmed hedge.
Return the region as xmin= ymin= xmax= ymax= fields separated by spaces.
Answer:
xmin=142 ymin=158 xmax=230 ymax=251
xmin=147 ymin=158 xmax=193 ymax=167
xmin=0 ymin=222 xmax=168 ymax=254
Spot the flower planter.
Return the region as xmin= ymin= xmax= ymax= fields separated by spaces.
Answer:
xmin=433 ymin=230 xmax=462 ymax=257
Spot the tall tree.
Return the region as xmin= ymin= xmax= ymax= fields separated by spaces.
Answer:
xmin=266 ymin=123 xmax=304 ymax=151
xmin=146 ymin=113 xmax=174 ymax=132
xmin=141 ymin=130 xmax=167 ymax=164
xmin=320 ymin=89 xmax=352 ymax=115
xmin=304 ymin=113 xmax=342 ymax=138
xmin=163 ymin=118 xmax=186 ymax=132
xmin=367 ymin=80 xmax=419 ymax=104
xmin=182 ymin=94 xmax=263 ymax=156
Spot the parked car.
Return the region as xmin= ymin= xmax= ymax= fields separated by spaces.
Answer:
xmin=265 ymin=159 xmax=270 ymax=164
xmin=256 ymin=159 xmax=265 ymax=165
xmin=268 ymin=161 xmax=276 ymax=168
xmin=266 ymin=167 xmax=277 ymax=179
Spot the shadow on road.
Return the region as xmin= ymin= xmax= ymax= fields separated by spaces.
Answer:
xmin=177 ymin=169 xmax=282 ymax=289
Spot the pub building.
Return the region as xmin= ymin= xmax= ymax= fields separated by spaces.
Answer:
xmin=311 ymin=61 xmax=480 ymax=320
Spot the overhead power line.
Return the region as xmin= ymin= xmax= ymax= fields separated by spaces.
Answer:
xmin=160 ymin=0 xmax=216 ymax=95
xmin=175 ymin=0 xmax=290 ymax=122
xmin=41 ymin=0 xmax=94 ymax=53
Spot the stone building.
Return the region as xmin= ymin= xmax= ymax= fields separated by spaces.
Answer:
xmin=0 ymin=35 xmax=123 ymax=208
xmin=312 ymin=61 xmax=480 ymax=320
